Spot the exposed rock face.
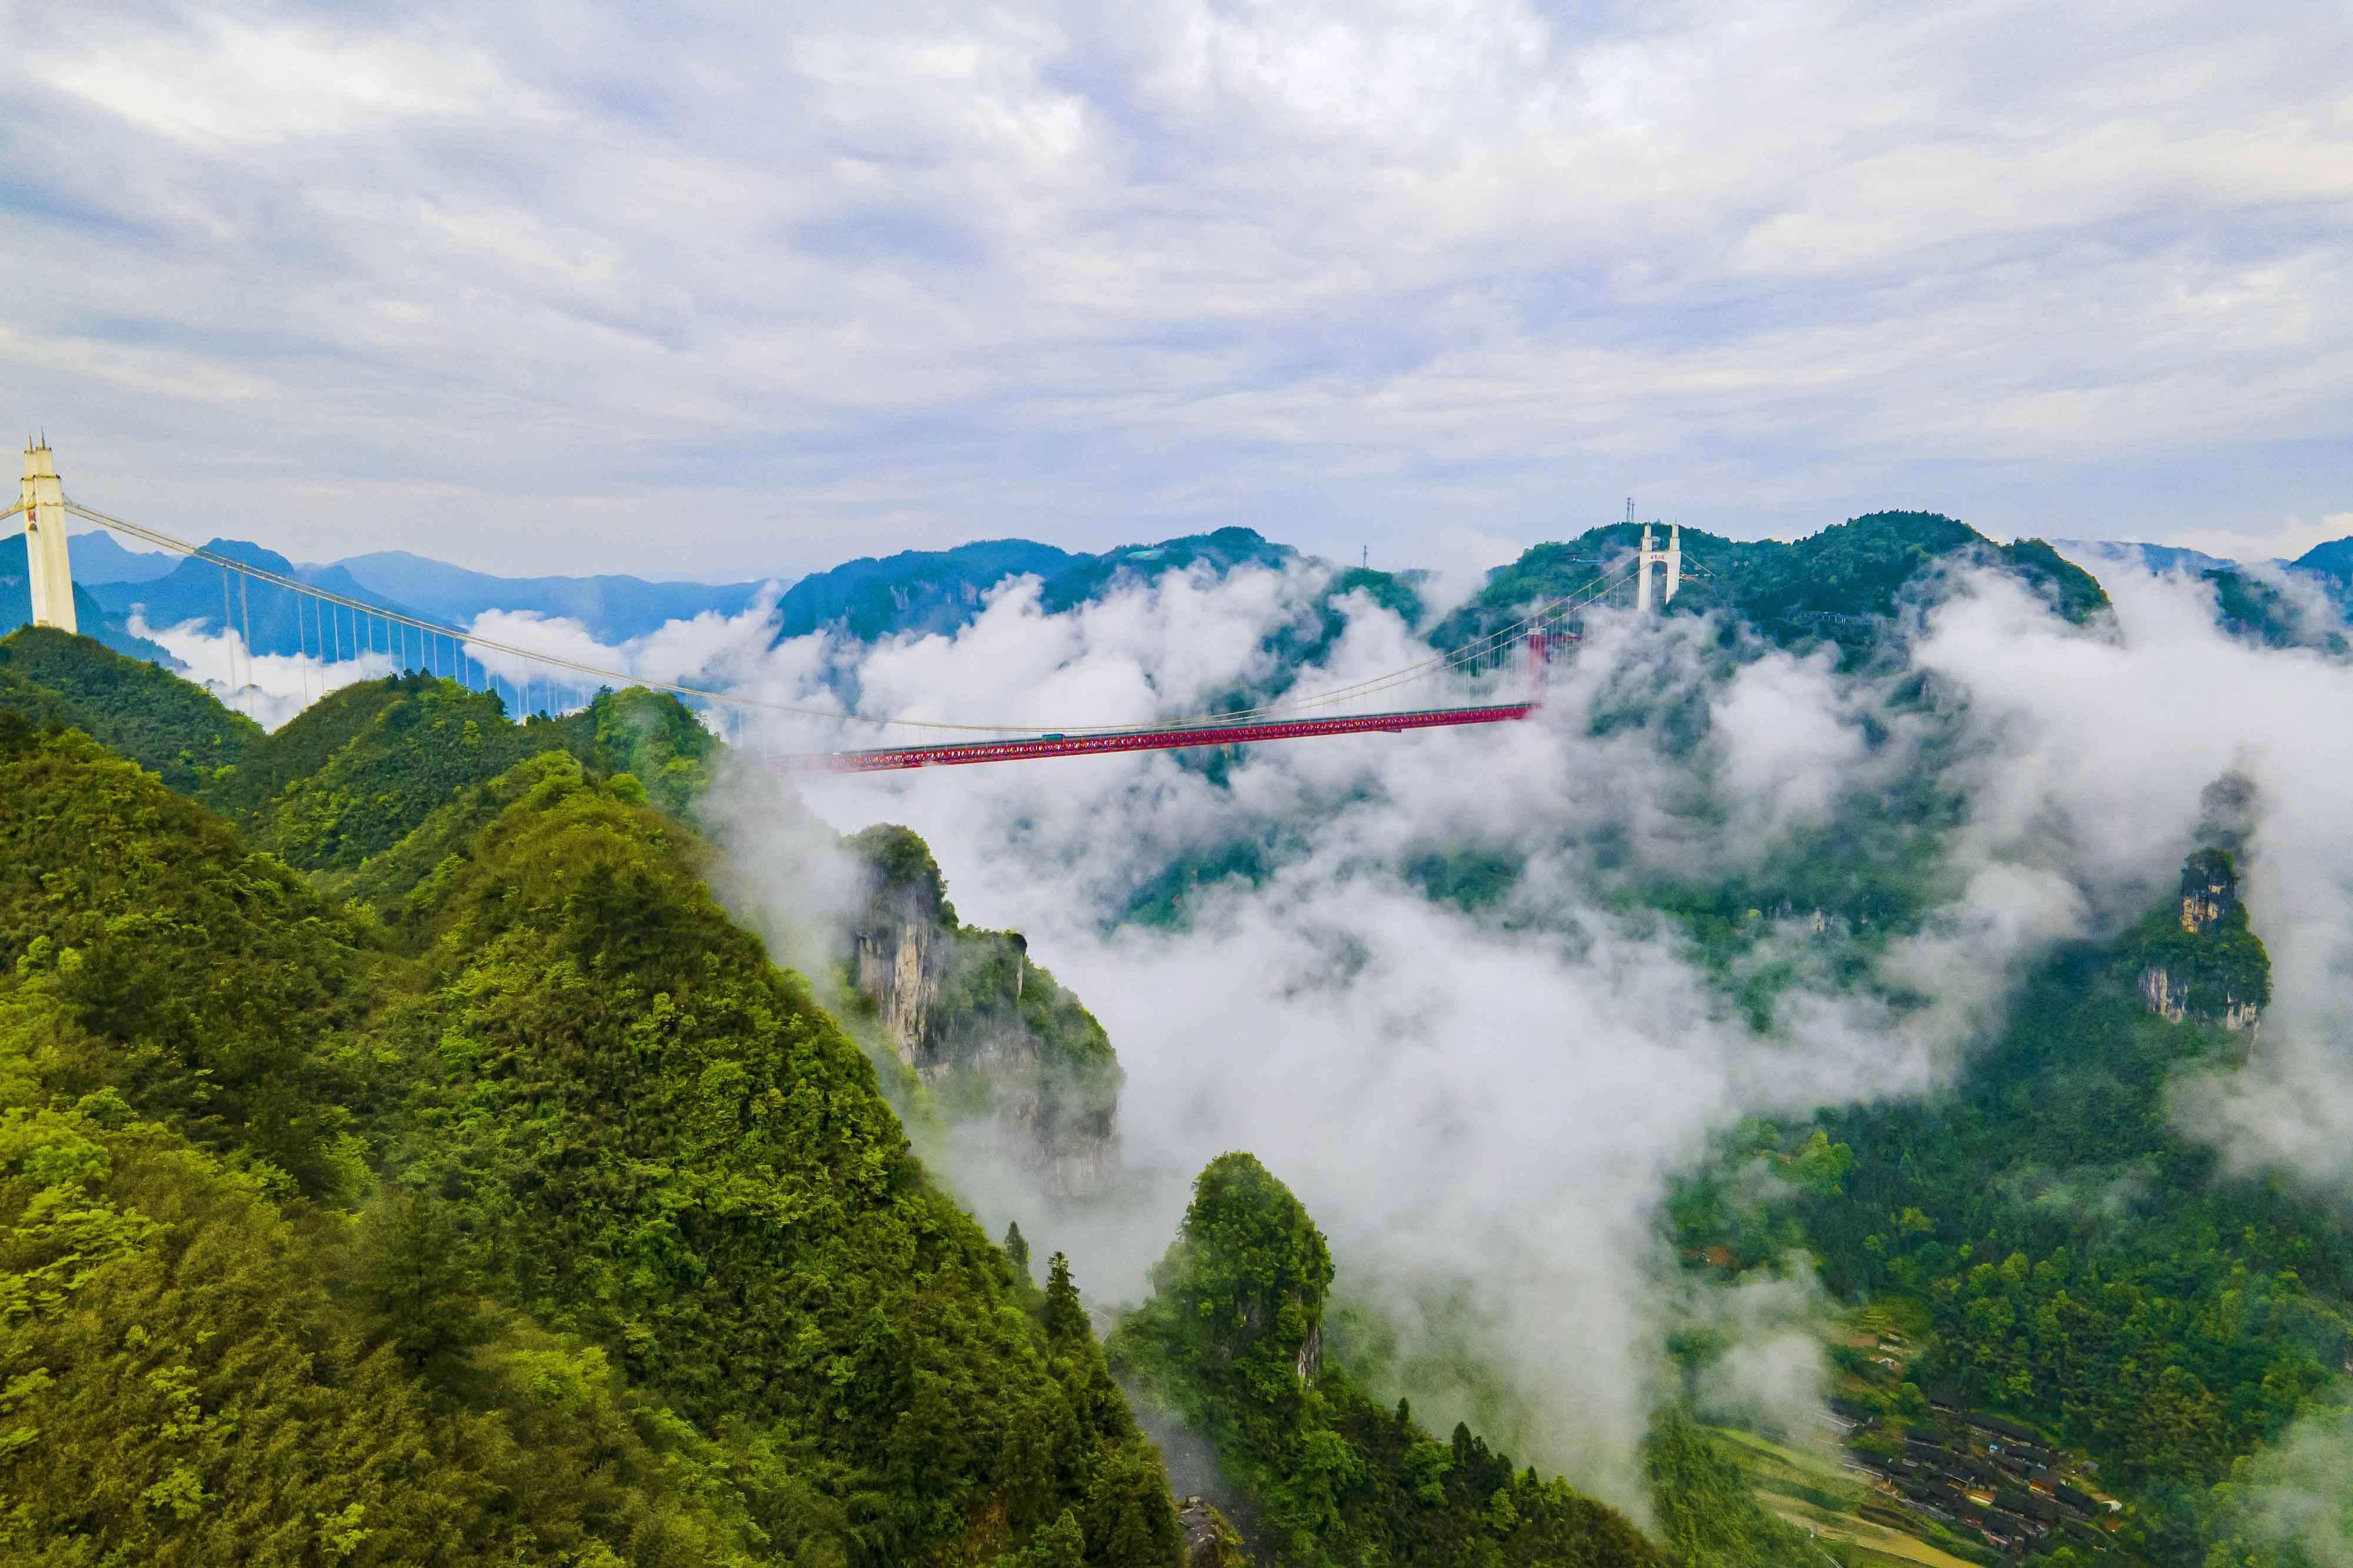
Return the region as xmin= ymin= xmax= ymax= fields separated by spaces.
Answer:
xmin=2135 ymin=966 xmax=2259 ymax=1033
xmin=1176 ymin=1495 xmax=1249 ymax=1567
xmin=2178 ymin=849 xmax=2237 ymax=935
xmin=856 ymin=890 xmax=946 ymax=1064
xmin=849 ymin=825 xmax=1121 ymax=1194
xmin=2133 ymin=848 xmax=2269 ymax=1040
xmin=855 ymin=898 xmax=945 ymax=1066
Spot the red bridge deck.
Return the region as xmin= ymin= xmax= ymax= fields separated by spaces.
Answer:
xmin=773 ymin=702 xmax=1536 ymax=773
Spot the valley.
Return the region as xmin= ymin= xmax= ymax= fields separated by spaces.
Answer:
xmin=2 ymin=511 xmax=2349 ymax=1567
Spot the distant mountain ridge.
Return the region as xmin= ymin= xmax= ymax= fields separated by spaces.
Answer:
xmin=1435 ymin=511 xmax=2110 ymax=664
xmin=335 ymin=550 xmax=774 ymax=643
xmin=25 ymin=520 xmax=2353 ymax=674
xmin=2295 ymin=535 xmax=2353 ymax=582
xmin=2053 ymin=539 xmax=2252 ymax=575
xmin=87 ymin=539 xmax=421 ymax=661
xmin=52 ymin=526 xmax=1305 ymax=657
xmin=65 ymin=528 xmax=180 ymax=583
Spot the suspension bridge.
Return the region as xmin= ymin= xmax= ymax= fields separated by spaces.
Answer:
xmin=8 ymin=440 xmax=1686 ymax=772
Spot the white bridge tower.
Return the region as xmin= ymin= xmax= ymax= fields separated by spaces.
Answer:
xmin=18 ymin=439 xmax=75 ymax=634
xmin=1634 ymin=522 xmax=1681 ymax=612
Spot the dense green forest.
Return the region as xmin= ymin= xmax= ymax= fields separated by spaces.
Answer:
xmin=0 ymin=636 xmax=1182 ymax=1566
xmin=0 ymin=628 xmax=1684 ymax=1567
xmin=1107 ymin=1152 xmax=1815 ymax=1568
xmin=6 ymin=479 xmax=2350 ymax=1568
xmin=1431 ymin=511 xmax=2108 ymax=662
xmin=1668 ymin=850 xmax=2352 ymax=1567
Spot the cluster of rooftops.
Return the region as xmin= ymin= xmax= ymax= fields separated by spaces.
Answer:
xmin=1825 ymin=1396 xmax=2118 ymax=1556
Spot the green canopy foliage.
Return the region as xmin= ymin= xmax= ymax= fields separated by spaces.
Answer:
xmin=0 ymin=679 xmax=1178 ymax=1567
xmin=1639 ymin=1412 xmax=1818 ymax=1568
xmin=1431 ymin=511 xmax=2109 ymax=663
xmin=1111 ymin=1153 xmax=1667 ymax=1567
xmin=1674 ymin=858 xmax=2351 ymax=1566
xmin=0 ymin=626 xmax=256 ymax=793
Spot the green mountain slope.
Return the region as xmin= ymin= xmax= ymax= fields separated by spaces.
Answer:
xmin=1671 ymin=850 xmax=2352 ymax=1566
xmin=1109 ymin=1152 xmax=1670 ymax=1568
xmin=181 ymin=667 xmax=716 ymax=872
xmin=1434 ymin=512 xmax=2108 ymax=661
xmin=0 ymin=629 xmax=256 ymax=796
xmin=0 ymin=672 xmax=1187 ymax=1565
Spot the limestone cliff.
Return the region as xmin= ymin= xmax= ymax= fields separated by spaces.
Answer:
xmin=848 ymin=825 xmax=1122 ymax=1193
xmin=2131 ymin=848 xmax=2269 ymax=1039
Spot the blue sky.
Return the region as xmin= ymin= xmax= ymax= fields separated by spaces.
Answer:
xmin=4 ymin=1 xmax=2348 ymax=580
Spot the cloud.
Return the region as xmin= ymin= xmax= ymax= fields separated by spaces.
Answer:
xmin=662 ymin=543 xmax=2353 ymax=1521
xmin=674 ymin=566 xmax=2002 ymax=1508
xmin=154 ymin=528 xmax=2344 ymax=1512
xmin=462 ymin=596 xmax=784 ymax=704
xmin=1897 ymin=566 xmax=2353 ymax=1190
xmin=34 ymin=18 xmax=532 ymax=147
xmin=130 ymin=611 xmax=402 ymax=729
xmin=2209 ymin=1406 xmax=2353 ymax=1568
xmin=3 ymin=1 xmax=2345 ymax=575
xmin=2155 ymin=511 xmax=2353 ymax=565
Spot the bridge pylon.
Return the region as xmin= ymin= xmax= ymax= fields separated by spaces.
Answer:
xmin=1633 ymin=522 xmax=1680 ymax=612
xmin=18 ymin=440 xmax=75 ymax=634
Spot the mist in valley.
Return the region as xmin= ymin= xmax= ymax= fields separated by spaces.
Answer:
xmin=130 ymin=535 xmax=2353 ymax=1529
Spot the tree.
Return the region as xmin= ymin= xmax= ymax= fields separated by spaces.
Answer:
xmin=1078 ymin=1443 xmax=1185 ymax=1568
xmin=1045 ymin=1252 xmax=1089 ymax=1349
xmin=1006 ymin=1220 xmax=1032 ymax=1279
xmin=1025 ymin=1507 xmax=1084 ymax=1568
xmin=354 ymin=1190 xmax=495 ymax=1394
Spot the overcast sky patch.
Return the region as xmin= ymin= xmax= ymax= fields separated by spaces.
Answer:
xmin=4 ymin=1 xmax=2347 ymax=578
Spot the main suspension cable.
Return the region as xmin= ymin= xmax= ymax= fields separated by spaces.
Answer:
xmin=55 ymin=495 xmax=1637 ymax=738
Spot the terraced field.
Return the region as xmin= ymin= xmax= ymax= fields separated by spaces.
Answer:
xmin=1710 ymin=1426 xmax=1997 ymax=1568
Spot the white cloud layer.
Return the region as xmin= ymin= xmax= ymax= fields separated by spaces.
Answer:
xmin=591 ymin=551 xmax=2344 ymax=1514
xmin=131 ymin=612 xmax=404 ymax=729
xmin=162 ymin=536 xmax=2352 ymax=1513
xmin=4 ymin=1 xmax=2346 ymax=575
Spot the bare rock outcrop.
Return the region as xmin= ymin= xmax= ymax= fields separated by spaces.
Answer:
xmin=849 ymin=825 xmax=1122 ymax=1194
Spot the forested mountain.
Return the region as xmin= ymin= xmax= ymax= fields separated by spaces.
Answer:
xmin=1433 ymin=511 xmax=2109 ymax=662
xmin=0 ymin=632 xmax=1188 ymax=1566
xmin=8 ymin=491 xmax=2352 ymax=1568
xmin=0 ymin=629 xmax=1676 ymax=1567
xmin=335 ymin=549 xmax=772 ymax=643
xmin=0 ymin=626 xmax=255 ymax=792
xmin=767 ymin=528 xmax=1301 ymax=644
xmin=1662 ymin=840 xmax=2349 ymax=1566
xmin=1109 ymin=1154 xmax=1671 ymax=1567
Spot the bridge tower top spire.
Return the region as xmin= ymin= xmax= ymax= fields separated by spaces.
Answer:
xmin=18 ymin=439 xmax=76 ymax=634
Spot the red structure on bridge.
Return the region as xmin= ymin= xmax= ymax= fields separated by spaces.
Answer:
xmin=771 ymin=702 xmax=1541 ymax=773
xmin=772 ymin=625 xmax=1587 ymax=773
